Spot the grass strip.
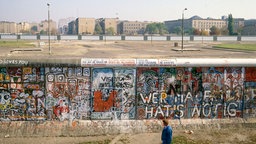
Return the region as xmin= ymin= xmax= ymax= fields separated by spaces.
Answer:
xmin=0 ymin=40 xmax=35 ymax=48
xmin=213 ymin=43 xmax=256 ymax=51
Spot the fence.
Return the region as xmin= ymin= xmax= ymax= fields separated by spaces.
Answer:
xmin=1 ymin=34 xmax=256 ymax=41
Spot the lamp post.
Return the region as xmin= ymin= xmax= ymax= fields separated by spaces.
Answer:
xmin=181 ymin=8 xmax=187 ymax=52
xmin=47 ymin=3 xmax=51 ymax=55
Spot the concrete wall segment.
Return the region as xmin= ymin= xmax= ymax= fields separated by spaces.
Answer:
xmin=1 ymin=118 xmax=256 ymax=137
xmin=0 ymin=60 xmax=256 ymax=137
xmin=0 ymin=66 xmax=256 ymax=121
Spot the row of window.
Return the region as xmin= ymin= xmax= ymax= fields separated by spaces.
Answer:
xmin=123 ymin=24 xmax=144 ymax=26
xmin=193 ymin=21 xmax=226 ymax=25
xmin=123 ymin=27 xmax=143 ymax=30
xmin=193 ymin=24 xmax=226 ymax=28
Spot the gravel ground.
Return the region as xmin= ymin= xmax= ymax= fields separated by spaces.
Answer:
xmin=2 ymin=40 xmax=256 ymax=59
xmin=1 ymin=126 xmax=256 ymax=144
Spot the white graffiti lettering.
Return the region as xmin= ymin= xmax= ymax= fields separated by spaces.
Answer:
xmin=0 ymin=59 xmax=28 ymax=65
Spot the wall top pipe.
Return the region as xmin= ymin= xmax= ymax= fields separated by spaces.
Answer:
xmin=1 ymin=58 xmax=255 ymax=67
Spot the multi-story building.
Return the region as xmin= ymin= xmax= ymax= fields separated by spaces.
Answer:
xmin=242 ymin=19 xmax=256 ymax=35
xmin=0 ymin=21 xmax=16 ymax=34
xmin=1 ymin=21 xmax=41 ymax=34
xmin=165 ymin=16 xmax=244 ymax=35
xmin=58 ymin=17 xmax=75 ymax=34
xmin=192 ymin=18 xmax=227 ymax=32
xmin=75 ymin=18 xmax=95 ymax=35
xmin=119 ymin=21 xmax=149 ymax=35
xmin=164 ymin=16 xmax=195 ymax=34
xmin=244 ymin=19 xmax=256 ymax=26
xmin=17 ymin=22 xmax=30 ymax=33
xmin=68 ymin=20 xmax=76 ymax=35
xmin=0 ymin=21 xmax=56 ymax=35
xmin=38 ymin=20 xmax=57 ymax=35
xmin=101 ymin=18 xmax=118 ymax=35
xmin=233 ymin=18 xmax=244 ymax=33
xmin=165 ymin=16 xmax=226 ymax=34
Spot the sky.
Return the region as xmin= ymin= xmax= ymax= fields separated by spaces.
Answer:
xmin=0 ymin=0 xmax=255 ymax=23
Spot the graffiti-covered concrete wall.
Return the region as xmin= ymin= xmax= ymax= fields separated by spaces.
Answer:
xmin=0 ymin=66 xmax=255 ymax=121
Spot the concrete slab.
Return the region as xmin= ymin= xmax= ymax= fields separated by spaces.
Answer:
xmin=171 ymin=48 xmax=201 ymax=51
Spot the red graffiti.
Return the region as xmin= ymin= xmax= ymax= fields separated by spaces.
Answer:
xmin=93 ymin=90 xmax=117 ymax=112
xmin=245 ymin=67 xmax=256 ymax=82
xmin=53 ymin=100 xmax=69 ymax=117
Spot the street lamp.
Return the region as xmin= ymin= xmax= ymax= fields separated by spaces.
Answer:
xmin=181 ymin=8 xmax=187 ymax=52
xmin=47 ymin=3 xmax=51 ymax=55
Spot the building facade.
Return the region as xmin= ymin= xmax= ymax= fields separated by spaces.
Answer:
xmin=164 ymin=16 xmax=195 ymax=34
xmin=242 ymin=19 xmax=256 ymax=35
xmin=68 ymin=21 xmax=76 ymax=35
xmin=0 ymin=21 xmax=16 ymax=34
xmin=76 ymin=18 xmax=95 ymax=35
xmin=120 ymin=21 xmax=149 ymax=35
xmin=192 ymin=19 xmax=227 ymax=32
xmin=38 ymin=20 xmax=57 ymax=35
xmin=17 ymin=22 xmax=30 ymax=33
xmin=233 ymin=18 xmax=244 ymax=33
xmin=165 ymin=16 xmax=244 ymax=35
xmin=102 ymin=18 xmax=118 ymax=35
xmin=58 ymin=17 xmax=75 ymax=35
xmin=0 ymin=21 xmax=57 ymax=35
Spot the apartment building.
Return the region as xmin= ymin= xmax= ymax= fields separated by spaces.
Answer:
xmin=119 ymin=21 xmax=149 ymax=35
xmin=0 ymin=21 xmax=57 ymax=35
xmin=17 ymin=22 xmax=30 ymax=33
xmin=101 ymin=18 xmax=118 ymax=35
xmin=0 ymin=21 xmax=16 ymax=34
xmin=58 ymin=17 xmax=75 ymax=34
xmin=76 ymin=18 xmax=95 ymax=35
xmin=68 ymin=21 xmax=76 ymax=35
xmin=38 ymin=20 xmax=57 ymax=34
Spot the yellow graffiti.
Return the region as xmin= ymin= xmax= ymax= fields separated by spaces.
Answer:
xmin=0 ymin=103 xmax=14 ymax=110
xmin=5 ymin=74 xmax=10 ymax=81
xmin=161 ymin=92 xmax=167 ymax=99
xmin=0 ymin=73 xmax=3 ymax=81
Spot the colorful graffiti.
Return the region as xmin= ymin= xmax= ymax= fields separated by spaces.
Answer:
xmin=45 ymin=67 xmax=91 ymax=121
xmin=0 ymin=66 xmax=255 ymax=121
xmin=0 ymin=67 xmax=45 ymax=120
xmin=91 ymin=68 xmax=136 ymax=120
xmin=136 ymin=67 xmax=255 ymax=119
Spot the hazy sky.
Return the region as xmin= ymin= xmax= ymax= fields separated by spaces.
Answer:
xmin=0 ymin=0 xmax=255 ymax=23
